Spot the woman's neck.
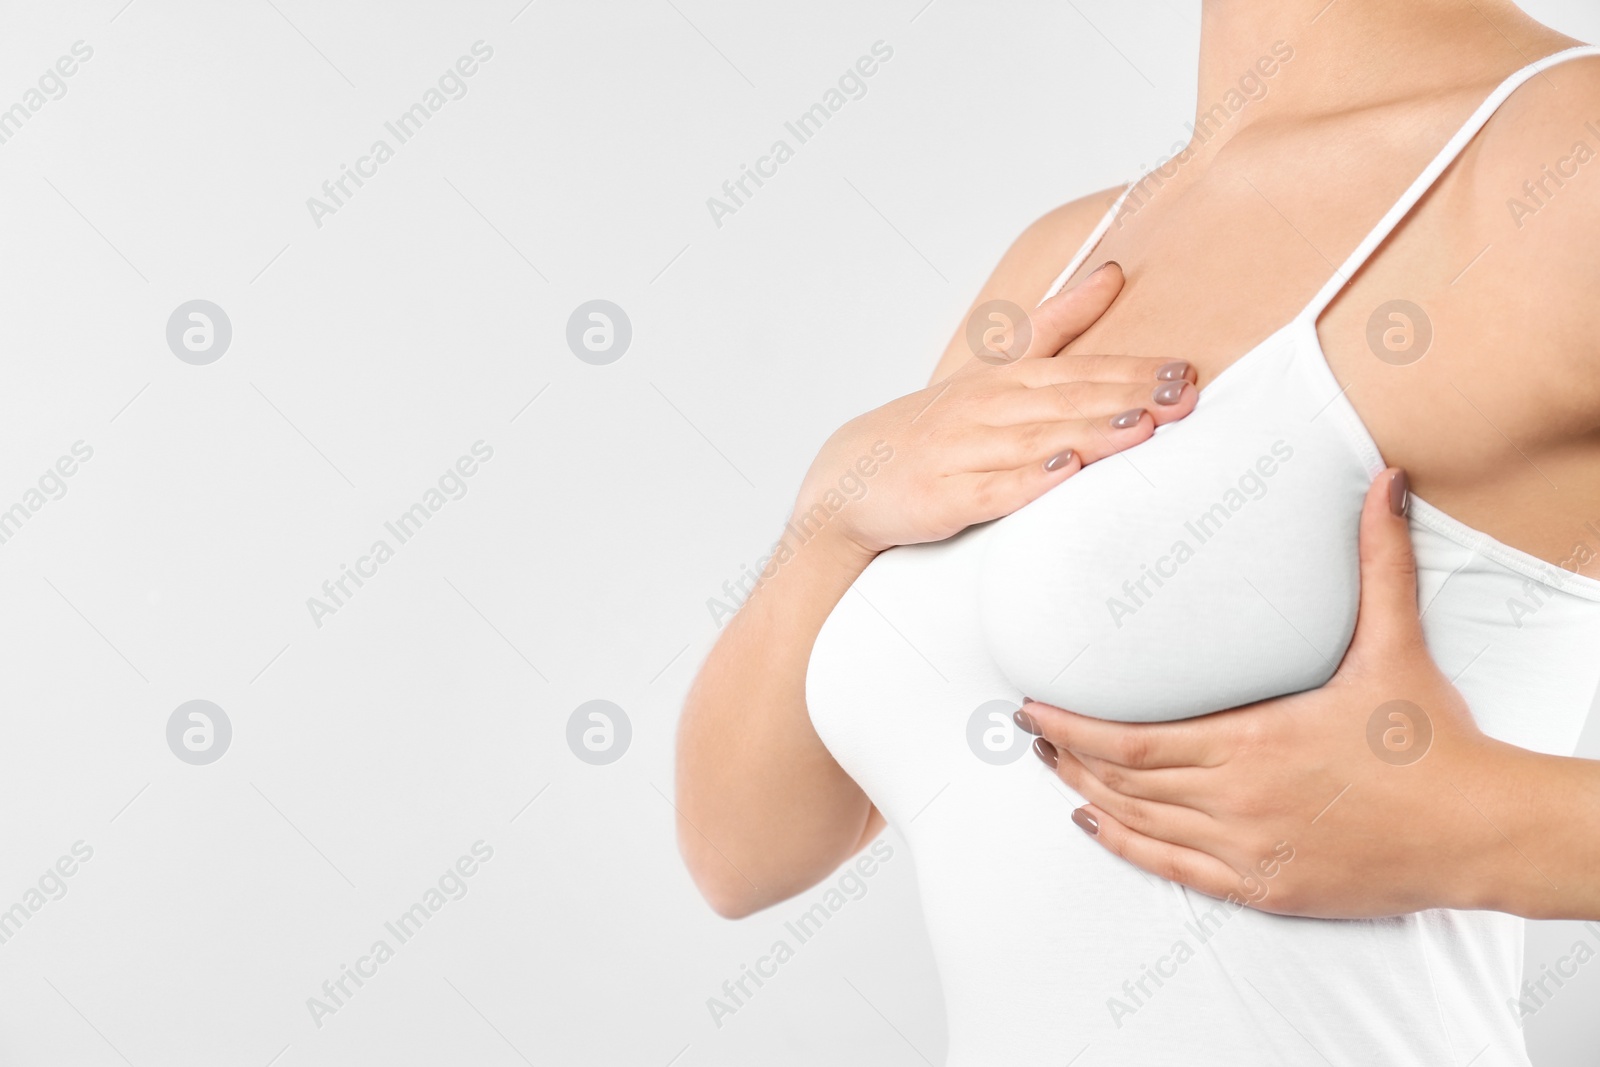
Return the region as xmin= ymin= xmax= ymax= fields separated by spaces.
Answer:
xmin=1192 ymin=0 xmax=1556 ymax=139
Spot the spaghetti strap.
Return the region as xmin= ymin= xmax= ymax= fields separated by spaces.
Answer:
xmin=1300 ymin=44 xmax=1600 ymax=321
xmin=1039 ymin=185 xmax=1134 ymax=305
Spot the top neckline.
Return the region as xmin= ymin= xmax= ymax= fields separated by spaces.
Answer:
xmin=1042 ymin=43 xmax=1600 ymax=602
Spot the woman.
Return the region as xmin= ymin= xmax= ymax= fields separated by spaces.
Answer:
xmin=676 ymin=0 xmax=1600 ymax=1061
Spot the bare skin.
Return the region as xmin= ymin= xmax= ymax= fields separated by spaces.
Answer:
xmin=677 ymin=0 xmax=1600 ymax=918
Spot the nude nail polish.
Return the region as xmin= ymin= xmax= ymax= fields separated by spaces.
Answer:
xmin=1389 ymin=469 xmax=1410 ymax=517
xmin=1072 ymin=808 xmax=1099 ymax=836
xmin=1152 ymin=382 xmax=1186 ymax=406
xmin=1033 ymin=738 xmax=1059 ymax=768
xmin=1044 ymin=449 xmax=1075 ymax=472
xmin=1111 ymin=409 xmax=1144 ymax=429
xmin=1156 ymin=361 xmax=1191 ymax=381
xmin=1013 ymin=709 xmax=1040 ymax=735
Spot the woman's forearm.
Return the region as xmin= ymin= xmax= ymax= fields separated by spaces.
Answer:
xmin=1473 ymin=742 xmax=1600 ymax=920
xmin=675 ymin=518 xmax=880 ymax=918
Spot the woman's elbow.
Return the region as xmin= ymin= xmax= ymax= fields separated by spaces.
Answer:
xmin=679 ymin=837 xmax=772 ymax=919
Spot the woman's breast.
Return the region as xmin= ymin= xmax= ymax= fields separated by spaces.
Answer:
xmin=806 ymin=326 xmax=1373 ymax=804
xmin=978 ymin=337 xmax=1370 ymax=721
xmin=807 ymin=518 xmax=1026 ymax=826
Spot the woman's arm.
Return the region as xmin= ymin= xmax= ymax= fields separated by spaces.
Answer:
xmin=1476 ymin=747 xmax=1600 ymax=920
xmin=675 ymin=190 xmax=1198 ymax=918
xmin=674 ymin=518 xmax=881 ymax=919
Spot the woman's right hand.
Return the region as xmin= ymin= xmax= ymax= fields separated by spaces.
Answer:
xmin=795 ymin=264 xmax=1201 ymax=557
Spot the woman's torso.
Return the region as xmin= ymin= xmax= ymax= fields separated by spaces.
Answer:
xmin=806 ymin=43 xmax=1600 ymax=1067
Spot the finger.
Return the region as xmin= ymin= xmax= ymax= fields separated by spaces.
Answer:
xmin=1069 ymin=803 xmax=1248 ymax=902
xmin=1073 ymin=750 xmax=1208 ymax=806
xmin=1021 ymin=701 xmax=1221 ymax=769
xmin=950 ymin=450 xmax=1084 ymax=526
xmin=1041 ymin=743 xmax=1218 ymax=846
xmin=1012 ymin=354 xmax=1197 ymax=389
xmin=1020 ymin=263 xmax=1125 ymax=358
xmin=1347 ymin=467 xmax=1423 ymax=657
xmin=994 ymin=378 xmax=1197 ymax=429
xmin=962 ymin=407 xmax=1157 ymax=471
xmin=945 ymin=398 xmax=1176 ymax=521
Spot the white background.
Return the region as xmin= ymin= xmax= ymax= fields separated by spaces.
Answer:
xmin=0 ymin=1 xmax=1597 ymax=1064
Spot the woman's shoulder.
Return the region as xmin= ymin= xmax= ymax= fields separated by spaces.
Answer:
xmin=999 ymin=186 xmax=1128 ymax=298
xmin=1470 ymin=47 xmax=1600 ymax=237
xmin=923 ymin=187 xmax=1126 ymax=383
xmin=1467 ymin=49 xmax=1600 ymax=382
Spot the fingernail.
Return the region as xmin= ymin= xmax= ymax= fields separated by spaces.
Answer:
xmin=1111 ymin=408 xmax=1145 ymax=429
xmin=1389 ymin=469 xmax=1410 ymax=517
xmin=1090 ymin=260 xmax=1121 ymax=277
xmin=1152 ymin=381 xmax=1186 ymax=406
xmin=1013 ymin=708 xmax=1039 ymax=735
xmin=1072 ymin=808 xmax=1100 ymax=836
xmin=1156 ymin=360 xmax=1191 ymax=381
xmin=1032 ymin=738 xmax=1059 ymax=768
xmin=1043 ymin=449 xmax=1075 ymax=472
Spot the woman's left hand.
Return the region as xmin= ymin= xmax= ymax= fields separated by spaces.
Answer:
xmin=1019 ymin=468 xmax=1556 ymax=919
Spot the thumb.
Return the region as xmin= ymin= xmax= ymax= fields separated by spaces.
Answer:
xmin=1022 ymin=261 xmax=1125 ymax=358
xmin=1348 ymin=467 xmax=1423 ymax=657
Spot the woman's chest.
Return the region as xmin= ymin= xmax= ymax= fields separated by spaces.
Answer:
xmin=1049 ymin=156 xmax=1600 ymax=576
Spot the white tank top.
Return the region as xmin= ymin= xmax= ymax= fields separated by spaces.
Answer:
xmin=807 ymin=45 xmax=1600 ymax=1066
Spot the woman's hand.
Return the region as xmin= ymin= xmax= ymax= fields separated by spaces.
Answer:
xmin=1019 ymin=469 xmax=1600 ymax=920
xmin=796 ymin=264 xmax=1199 ymax=558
